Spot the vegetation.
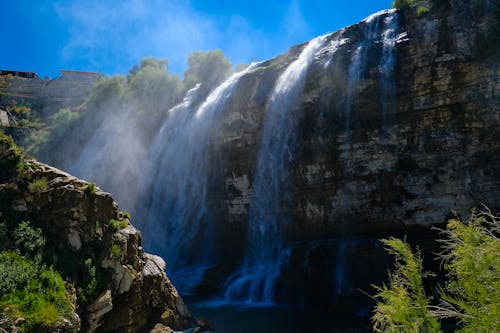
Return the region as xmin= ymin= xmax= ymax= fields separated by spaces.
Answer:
xmin=108 ymin=218 xmax=128 ymax=231
xmin=418 ymin=6 xmax=430 ymax=17
xmin=84 ymin=182 xmax=97 ymax=196
xmin=27 ymin=177 xmax=48 ymax=194
xmin=184 ymin=49 xmax=232 ymax=90
xmin=12 ymin=221 xmax=45 ymax=261
xmin=372 ymin=238 xmax=442 ymax=333
xmin=392 ymin=0 xmax=417 ymax=9
xmin=0 ymin=252 xmax=73 ymax=332
xmin=372 ymin=207 xmax=500 ymax=332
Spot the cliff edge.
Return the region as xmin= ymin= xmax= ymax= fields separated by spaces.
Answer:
xmin=0 ymin=132 xmax=192 ymax=332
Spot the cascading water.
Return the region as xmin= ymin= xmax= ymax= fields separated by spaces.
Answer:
xmin=336 ymin=9 xmax=399 ymax=298
xmin=223 ymin=36 xmax=327 ymax=305
xmin=379 ymin=10 xmax=399 ymax=136
xmin=140 ymin=65 xmax=259 ymax=293
xmin=344 ymin=10 xmax=395 ymax=158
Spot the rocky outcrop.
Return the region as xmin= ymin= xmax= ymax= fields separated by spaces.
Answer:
xmin=0 ymin=134 xmax=193 ymax=332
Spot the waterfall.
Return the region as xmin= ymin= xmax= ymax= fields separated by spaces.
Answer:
xmin=223 ymin=35 xmax=327 ymax=305
xmin=140 ymin=64 xmax=259 ymax=294
xmin=379 ymin=10 xmax=399 ymax=136
xmin=345 ymin=9 xmax=397 ymax=149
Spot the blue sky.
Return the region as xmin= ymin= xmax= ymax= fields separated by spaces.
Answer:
xmin=1 ymin=0 xmax=393 ymax=78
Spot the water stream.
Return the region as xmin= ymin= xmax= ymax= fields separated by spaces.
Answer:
xmin=223 ymin=36 xmax=328 ymax=305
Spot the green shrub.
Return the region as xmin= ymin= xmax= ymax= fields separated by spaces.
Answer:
xmin=393 ymin=0 xmax=416 ymax=9
xmin=436 ymin=208 xmax=500 ymax=332
xmin=372 ymin=238 xmax=442 ymax=333
xmin=78 ymin=258 xmax=97 ymax=304
xmin=108 ymin=219 xmax=127 ymax=231
xmin=123 ymin=212 xmax=131 ymax=220
xmin=111 ymin=243 xmax=122 ymax=259
xmin=84 ymin=182 xmax=97 ymax=196
xmin=12 ymin=221 xmax=45 ymax=261
xmin=27 ymin=177 xmax=48 ymax=194
xmin=418 ymin=6 xmax=430 ymax=17
xmin=372 ymin=207 xmax=500 ymax=332
xmin=0 ymin=252 xmax=73 ymax=331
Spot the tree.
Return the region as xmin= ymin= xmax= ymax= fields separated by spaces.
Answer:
xmin=435 ymin=208 xmax=500 ymax=332
xmin=129 ymin=57 xmax=168 ymax=75
xmin=372 ymin=207 xmax=500 ymax=332
xmin=372 ymin=238 xmax=442 ymax=333
xmin=183 ymin=49 xmax=232 ymax=90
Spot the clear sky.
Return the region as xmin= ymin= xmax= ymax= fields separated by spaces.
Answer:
xmin=1 ymin=0 xmax=393 ymax=78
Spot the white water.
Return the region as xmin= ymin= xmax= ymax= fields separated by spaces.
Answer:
xmin=140 ymin=65 xmax=259 ymax=293
xmin=379 ymin=10 xmax=399 ymax=135
xmin=223 ymin=36 xmax=327 ymax=305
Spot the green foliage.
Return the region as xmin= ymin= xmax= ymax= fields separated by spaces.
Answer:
xmin=123 ymin=212 xmax=131 ymax=220
xmin=127 ymin=64 xmax=184 ymax=116
xmin=418 ymin=6 xmax=430 ymax=17
xmin=84 ymin=182 xmax=97 ymax=196
xmin=129 ymin=57 xmax=168 ymax=75
xmin=12 ymin=221 xmax=45 ymax=261
xmin=89 ymin=76 xmax=127 ymax=110
xmin=0 ymin=131 xmax=24 ymax=179
xmin=0 ymin=252 xmax=73 ymax=331
xmin=16 ymin=159 xmax=37 ymax=175
xmin=436 ymin=209 xmax=500 ymax=332
xmin=27 ymin=177 xmax=48 ymax=194
xmin=108 ymin=218 xmax=128 ymax=231
xmin=77 ymin=258 xmax=98 ymax=303
xmin=184 ymin=49 xmax=232 ymax=90
xmin=372 ymin=207 xmax=500 ymax=333
xmin=29 ymin=108 xmax=82 ymax=160
xmin=392 ymin=0 xmax=416 ymax=9
xmin=110 ymin=243 xmax=122 ymax=259
xmin=372 ymin=238 xmax=442 ymax=333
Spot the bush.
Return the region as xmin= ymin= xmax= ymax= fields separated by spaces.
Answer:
xmin=78 ymin=258 xmax=97 ymax=304
xmin=436 ymin=208 xmax=500 ymax=332
xmin=372 ymin=238 xmax=442 ymax=333
xmin=27 ymin=177 xmax=48 ymax=194
xmin=84 ymin=182 xmax=97 ymax=196
xmin=372 ymin=207 xmax=500 ymax=332
xmin=418 ymin=6 xmax=430 ymax=17
xmin=393 ymin=0 xmax=416 ymax=9
xmin=12 ymin=221 xmax=45 ymax=261
xmin=108 ymin=219 xmax=127 ymax=231
xmin=0 ymin=252 xmax=73 ymax=331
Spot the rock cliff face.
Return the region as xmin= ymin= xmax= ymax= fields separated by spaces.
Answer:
xmin=135 ymin=0 xmax=500 ymax=306
xmin=0 ymin=134 xmax=192 ymax=332
xmin=213 ymin=0 xmax=500 ymax=239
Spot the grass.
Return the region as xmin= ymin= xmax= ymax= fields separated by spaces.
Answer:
xmin=418 ymin=6 xmax=430 ymax=17
xmin=108 ymin=219 xmax=128 ymax=231
xmin=84 ymin=182 xmax=97 ymax=196
xmin=27 ymin=177 xmax=48 ymax=194
xmin=0 ymin=252 xmax=73 ymax=331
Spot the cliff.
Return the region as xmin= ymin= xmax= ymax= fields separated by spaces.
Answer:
xmin=135 ymin=0 xmax=500 ymax=306
xmin=0 ymin=132 xmax=192 ymax=332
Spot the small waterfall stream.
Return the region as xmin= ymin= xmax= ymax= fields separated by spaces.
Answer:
xmin=223 ymin=36 xmax=327 ymax=305
xmin=379 ymin=10 xmax=399 ymax=136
